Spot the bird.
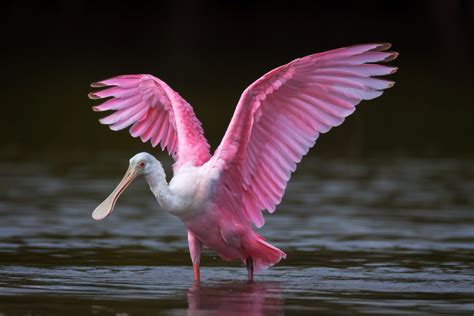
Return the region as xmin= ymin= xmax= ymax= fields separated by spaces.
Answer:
xmin=89 ymin=43 xmax=398 ymax=281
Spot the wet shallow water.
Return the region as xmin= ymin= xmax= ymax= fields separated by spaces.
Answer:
xmin=0 ymin=155 xmax=473 ymax=315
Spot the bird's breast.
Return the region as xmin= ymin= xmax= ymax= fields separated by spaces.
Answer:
xmin=167 ymin=165 xmax=215 ymax=218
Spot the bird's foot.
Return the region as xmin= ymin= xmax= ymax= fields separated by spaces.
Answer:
xmin=246 ymin=256 xmax=254 ymax=282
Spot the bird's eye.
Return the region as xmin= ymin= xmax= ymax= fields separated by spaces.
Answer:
xmin=138 ymin=161 xmax=145 ymax=168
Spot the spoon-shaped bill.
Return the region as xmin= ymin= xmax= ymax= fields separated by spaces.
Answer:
xmin=92 ymin=166 xmax=138 ymax=221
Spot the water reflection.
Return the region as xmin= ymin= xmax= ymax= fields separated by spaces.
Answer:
xmin=187 ymin=281 xmax=283 ymax=316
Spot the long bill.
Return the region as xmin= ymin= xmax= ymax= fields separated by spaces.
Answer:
xmin=92 ymin=165 xmax=139 ymax=221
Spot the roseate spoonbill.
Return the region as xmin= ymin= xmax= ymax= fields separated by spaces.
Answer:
xmin=89 ymin=43 xmax=398 ymax=281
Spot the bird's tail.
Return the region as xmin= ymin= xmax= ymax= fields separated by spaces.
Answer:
xmin=244 ymin=233 xmax=286 ymax=272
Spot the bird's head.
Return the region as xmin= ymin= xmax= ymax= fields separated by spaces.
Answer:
xmin=92 ymin=152 xmax=160 ymax=221
xmin=129 ymin=152 xmax=159 ymax=176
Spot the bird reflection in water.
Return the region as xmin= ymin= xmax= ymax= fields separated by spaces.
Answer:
xmin=186 ymin=281 xmax=283 ymax=316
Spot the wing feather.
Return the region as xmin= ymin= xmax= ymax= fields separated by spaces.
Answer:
xmin=210 ymin=43 xmax=398 ymax=227
xmin=89 ymin=74 xmax=211 ymax=170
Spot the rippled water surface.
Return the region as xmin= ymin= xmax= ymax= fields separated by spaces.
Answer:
xmin=0 ymin=155 xmax=473 ymax=315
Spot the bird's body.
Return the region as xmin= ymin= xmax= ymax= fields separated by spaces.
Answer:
xmin=89 ymin=43 xmax=398 ymax=280
xmin=132 ymin=154 xmax=285 ymax=277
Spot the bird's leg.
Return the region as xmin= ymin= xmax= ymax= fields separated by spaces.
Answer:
xmin=193 ymin=262 xmax=200 ymax=281
xmin=188 ymin=230 xmax=202 ymax=281
xmin=246 ymin=256 xmax=254 ymax=282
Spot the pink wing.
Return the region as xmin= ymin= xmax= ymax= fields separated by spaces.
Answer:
xmin=89 ymin=74 xmax=211 ymax=170
xmin=210 ymin=43 xmax=398 ymax=227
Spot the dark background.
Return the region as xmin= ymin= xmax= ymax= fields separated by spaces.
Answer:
xmin=2 ymin=0 xmax=474 ymax=162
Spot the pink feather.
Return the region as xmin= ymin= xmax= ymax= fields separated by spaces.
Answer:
xmin=210 ymin=43 xmax=398 ymax=227
xmin=89 ymin=74 xmax=211 ymax=170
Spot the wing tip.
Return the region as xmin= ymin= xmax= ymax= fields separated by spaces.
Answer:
xmin=367 ymin=43 xmax=399 ymax=62
xmin=383 ymin=51 xmax=399 ymax=62
xmin=90 ymin=81 xmax=107 ymax=88
xmin=88 ymin=92 xmax=101 ymax=100
xmin=109 ymin=124 xmax=124 ymax=131
xmin=371 ymin=42 xmax=392 ymax=51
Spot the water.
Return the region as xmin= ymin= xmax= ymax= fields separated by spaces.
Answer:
xmin=0 ymin=155 xmax=473 ymax=315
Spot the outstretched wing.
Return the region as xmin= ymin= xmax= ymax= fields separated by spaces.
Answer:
xmin=89 ymin=74 xmax=211 ymax=170
xmin=210 ymin=43 xmax=398 ymax=227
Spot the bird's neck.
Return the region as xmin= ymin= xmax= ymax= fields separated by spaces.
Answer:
xmin=145 ymin=164 xmax=180 ymax=213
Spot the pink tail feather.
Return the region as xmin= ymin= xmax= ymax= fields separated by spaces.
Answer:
xmin=244 ymin=233 xmax=286 ymax=272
